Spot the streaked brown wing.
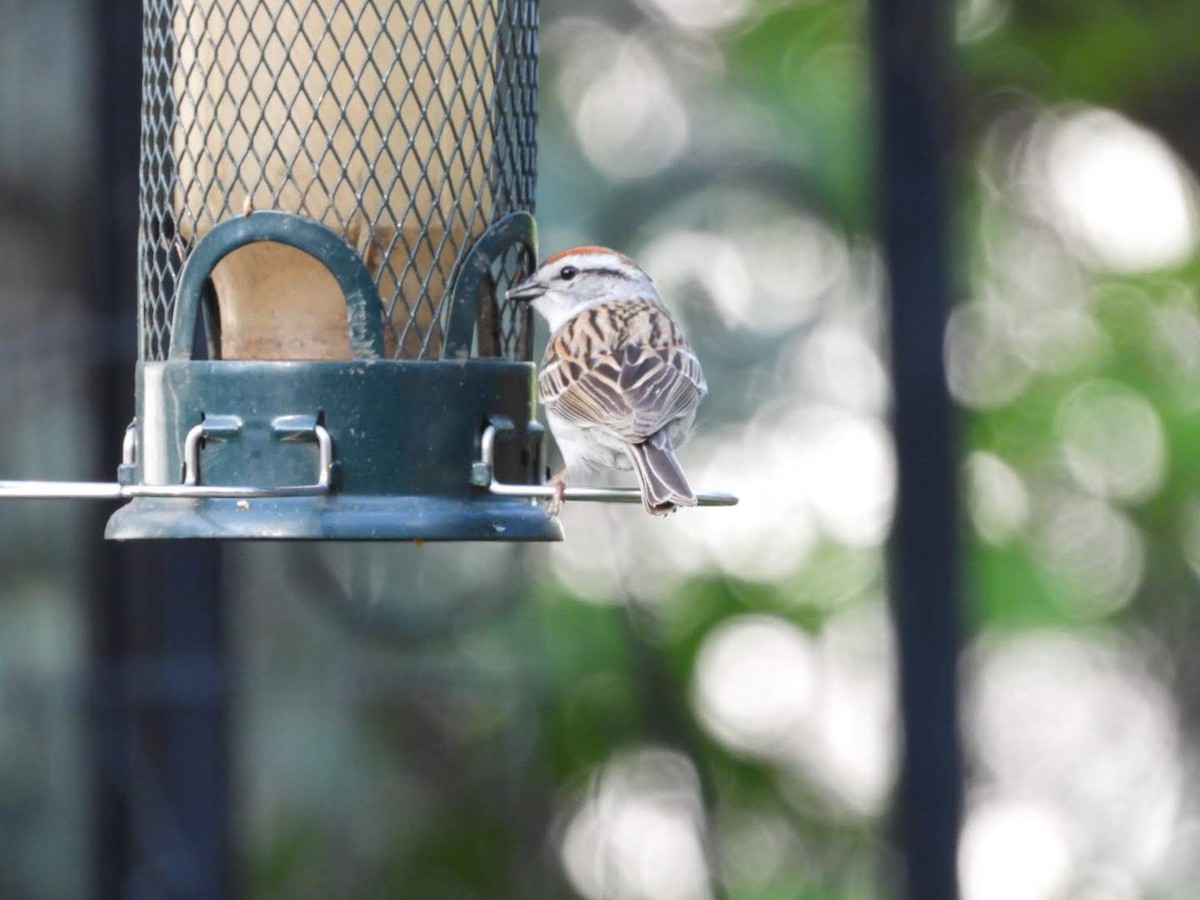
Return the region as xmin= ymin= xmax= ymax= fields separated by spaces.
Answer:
xmin=538 ymin=300 xmax=706 ymax=444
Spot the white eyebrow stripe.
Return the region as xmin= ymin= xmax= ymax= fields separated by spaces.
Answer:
xmin=552 ymin=255 xmax=643 ymax=280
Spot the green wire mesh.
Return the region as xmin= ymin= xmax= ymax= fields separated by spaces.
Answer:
xmin=138 ymin=0 xmax=537 ymax=361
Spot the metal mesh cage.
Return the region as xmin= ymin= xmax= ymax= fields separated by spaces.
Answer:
xmin=138 ymin=0 xmax=537 ymax=362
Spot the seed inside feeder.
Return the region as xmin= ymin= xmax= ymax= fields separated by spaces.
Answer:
xmin=172 ymin=0 xmax=495 ymax=359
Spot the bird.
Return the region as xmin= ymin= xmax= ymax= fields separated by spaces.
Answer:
xmin=507 ymin=245 xmax=707 ymax=516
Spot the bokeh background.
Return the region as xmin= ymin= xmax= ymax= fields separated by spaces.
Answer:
xmin=3 ymin=0 xmax=1200 ymax=897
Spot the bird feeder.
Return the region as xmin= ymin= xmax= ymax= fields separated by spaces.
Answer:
xmin=0 ymin=0 xmax=734 ymax=540
xmin=124 ymin=0 xmax=560 ymax=540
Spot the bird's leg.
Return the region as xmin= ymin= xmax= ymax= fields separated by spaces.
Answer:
xmin=548 ymin=468 xmax=568 ymax=517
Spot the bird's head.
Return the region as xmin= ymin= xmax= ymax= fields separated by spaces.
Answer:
xmin=507 ymin=246 xmax=658 ymax=332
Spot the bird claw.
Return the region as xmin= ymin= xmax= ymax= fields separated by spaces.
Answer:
xmin=548 ymin=470 xmax=567 ymax=517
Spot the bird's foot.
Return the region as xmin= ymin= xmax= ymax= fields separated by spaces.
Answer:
xmin=548 ymin=469 xmax=567 ymax=517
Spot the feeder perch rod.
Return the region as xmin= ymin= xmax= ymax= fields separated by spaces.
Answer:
xmin=476 ymin=425 xmax=738 ymax=507
xmin=0 ymin=419 xmax=333 ymax=500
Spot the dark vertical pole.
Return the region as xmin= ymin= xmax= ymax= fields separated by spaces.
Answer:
xmin=86 ymin=3 xmax=143 ymax=895
xmin=88 ymin=2 xmax=231 ymax=898
xmin=869 ymin=0 xmax=963 ymax=898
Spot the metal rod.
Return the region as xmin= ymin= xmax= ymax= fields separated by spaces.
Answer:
xmin=2 ymin=422 xmax=736 ymax=507
xmin=0 ymin=422 xmax=334 ymax=500
xmin=870 ymin=0 xmax=964 ymax=896
xmin=0 ymin=481 xmax=125 ymax=499
xmin=488 ymin=480 xmax=738 ymax=506
xmin=477 ymin=424 xmax=739 ymax=507
xmin=0 ymin=480 xmax=330 ymax=500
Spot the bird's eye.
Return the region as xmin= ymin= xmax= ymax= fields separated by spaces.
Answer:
xmin=559 ymin=265 xmax=579 ymax=281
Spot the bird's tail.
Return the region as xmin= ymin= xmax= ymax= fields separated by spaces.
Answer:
xmin=626 ymin=432 xmax=697 ymax=516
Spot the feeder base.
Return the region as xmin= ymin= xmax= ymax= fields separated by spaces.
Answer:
xmin=105 ymin=495 xmax=563 ymax=541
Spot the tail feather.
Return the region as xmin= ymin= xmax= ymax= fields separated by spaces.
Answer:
xmin=626 ymin=433 xmax=697 ymax=516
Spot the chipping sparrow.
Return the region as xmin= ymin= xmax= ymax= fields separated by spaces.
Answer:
xmin=507 ymin=246 xmax=707 ymax=516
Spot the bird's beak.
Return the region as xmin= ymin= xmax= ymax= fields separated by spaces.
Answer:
xmin=506 ymin=274 xmax=547 ymax=303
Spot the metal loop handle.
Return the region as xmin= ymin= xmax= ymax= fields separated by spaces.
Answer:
xmin=472 ymin=424 xmax=738 ymax=507
xmin=170 ymin=211 xmax=386 ymax=361
xmin=170 ymin=414 xmax=333 ymax=499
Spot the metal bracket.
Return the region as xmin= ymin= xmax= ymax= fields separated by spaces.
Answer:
xmin=0 ymin=415 xmax=333 ymax=500
xmin=472 ymin=424 xmax=738 ymax=507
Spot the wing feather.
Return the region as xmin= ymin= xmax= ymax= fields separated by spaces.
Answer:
xmin=537 ymin=299 xmax=706 ymax=444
